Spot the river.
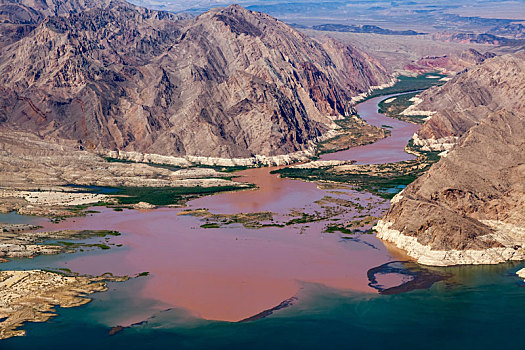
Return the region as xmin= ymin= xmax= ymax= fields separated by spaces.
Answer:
xmin=3 ymin=93 xmax=525 ymax=350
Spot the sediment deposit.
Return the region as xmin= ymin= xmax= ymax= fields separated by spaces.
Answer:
xmin=0 ymin=269 xmax=127 ymax=339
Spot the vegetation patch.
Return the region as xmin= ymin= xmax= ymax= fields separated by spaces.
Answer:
xmin=317 ymin=115 xmax=389 ymax=154
xmin=103 ymin=156 xmax=137 ymax=164
xmin=285 ymin=212 xmax=326 ymax=225
xmin=104 ymin=156 xmax=251 ymax=173
xmin=325 ymin=224 xmax=354 ymax=234
xmin=378 ymin=92 xmax=429 ymax=124
xmin=325 ymin=216 xmax=379 ymax=234
xmin=108 ymin=185 xmax=252 ymax=206
xmin=193 ymin=164 xmax=252 ymax=173
xmin=314 ymin=196 xmax=365 ymax=210
xmin=366 ymin=72 xmax=447 ymax=100
xmin=273 ymin=142 xmax=440 ymax=199
xmin=200 ymin=223 xmax=221 ymax=228
xmin=180 ymin=209 xmax=275 ymax=229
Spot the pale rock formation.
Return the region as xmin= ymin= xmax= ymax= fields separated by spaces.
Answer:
xmin=377 ymin=220 xmax=525 ymax=266
xmin=0 ymin=270 xmax=126 ymax=339
xmin=517 ymin=268 xmax=525 ymax=281
xmin=289 ymin=160 xmax=354 ymax=169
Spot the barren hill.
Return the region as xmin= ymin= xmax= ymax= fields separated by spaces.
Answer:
xmin=0 ymin=1 xmax=389 ymax=159
xmin=377 ymin=53 xmax=525 ymax=266
xmin=408 ymin=52 xmax=525 ymax=151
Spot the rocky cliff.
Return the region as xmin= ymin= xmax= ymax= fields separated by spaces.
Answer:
xmin=0 ymin=0 xmax=119 ymax=48
xmin=406 ymin=52 xmax=525 ymax=151
xmin=377 ymin=54 xmax=525 ymax=266
xmin=0 ymin=0 xmax=389 ymax=159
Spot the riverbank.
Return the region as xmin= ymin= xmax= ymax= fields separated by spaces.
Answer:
xmin=0 ymin=129 xmax=253 ymax=218
xmin=12 ymin=86 xmax=435 ymax=324
xmin=273 ymin=93 xmax=440 ymax=199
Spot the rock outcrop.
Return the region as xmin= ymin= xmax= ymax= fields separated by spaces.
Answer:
xmin=0 ymin=0 xmax=388 ymax=159
xmin=376 ymin=51 xmax=525 ymax=266
xmin=408 ymin=52 xmax=525 ymax=151
xmin=0 ymin=269 xmax=127 ymax=339
xmin=0 ymin=128 xmax=250 ymax=216
xmin=404 ymin=49 xmax=496 ymax=75
xmin=431 ymin=32 xmax=522 ymax=46
xmin=377 ymin=110 xmax=525 ymax=266
xmin=517 ymin=268 xmax=525 ymax=281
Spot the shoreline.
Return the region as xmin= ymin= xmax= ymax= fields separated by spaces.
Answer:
xmin=99 ymin=73 xmax=446 ymax=169
xmin=376 ymin=220 xmax=525 ymax=266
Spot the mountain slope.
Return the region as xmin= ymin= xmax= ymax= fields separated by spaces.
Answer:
xmin=0 ymin=2 xmax=389 ymax=159
xmin=376 ymin=53 xmax=525 ymax=266
xmin=0 ymin=0 xmax=119 ymax=48
xmin=406 ymin=52 xmax=525 ymax=150
xmin=378 ymin=111 xmax=525 ymax=266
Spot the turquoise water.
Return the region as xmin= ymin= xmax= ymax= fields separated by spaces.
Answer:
xmin=0 ymin=211 xmax=42 ymax=224
xmin=384 ymin=184 xmax=406 ymax=194
xmin=4 ymin=262 xmax=525 ymax=349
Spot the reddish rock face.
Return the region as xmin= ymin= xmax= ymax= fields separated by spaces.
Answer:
xmin=0 ymin=1 xmax=388 ymax=158
xmin=404 ymin=49 xmax=496 ymax=75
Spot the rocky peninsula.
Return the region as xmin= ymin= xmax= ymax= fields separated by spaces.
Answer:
xmin=0 ymin=223 xmax=131 ymax=339
xmin=0 ymin=270 xmax=127 ymax=340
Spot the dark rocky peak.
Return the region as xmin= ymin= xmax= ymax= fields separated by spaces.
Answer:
xmin=31 ymin=2 xmax=183 ymax=65
xmin=213 ymin=10 xmax=262 ymax=37
xmin=459 ymin=48 xmax=496 ymax=63
xmin=0 ymin=0 xmax=143 ymax=48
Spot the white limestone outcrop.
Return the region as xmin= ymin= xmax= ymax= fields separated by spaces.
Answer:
xmin=376 ymin=220 xmax=525 ymax=266
xmin=411 ymin=133 xmax=458 ymax=151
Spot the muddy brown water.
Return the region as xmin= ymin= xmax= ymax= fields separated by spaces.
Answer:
xmin=31 ymin=93 xmax=419 ymax=324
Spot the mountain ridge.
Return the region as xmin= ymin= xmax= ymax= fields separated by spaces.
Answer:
xmin=406 ymin=51 xmax=525 ymax=151
xmin=376 ymin=52 xmax=525 ymax=266
xmin=0 ymin=1 xmax=390 ymax=158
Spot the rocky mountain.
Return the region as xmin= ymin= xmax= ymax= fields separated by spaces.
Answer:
xmin=406 ymin=52 xmax=525 ymax=151
xmin=311 ymin=24 xmax=424 ymax=36
xmin=377 ymin=110 xmax=525 ymax=266
xmin=490 ymin=23 xmax=525 ymax=39
xmin=376 ymin=53 xmax=525 ymax=266
xmin=0 ymin=0 xmax=110 ymax=22
xmin=431 ymin=32 xmax=524 ymax=46
xmin=0 ymin=0 xmax=389 ymax=159
xmin=404 ymin=49 xmax=496 ymax=75
xmin=0 ymin=0 xmax=119 ymax=48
